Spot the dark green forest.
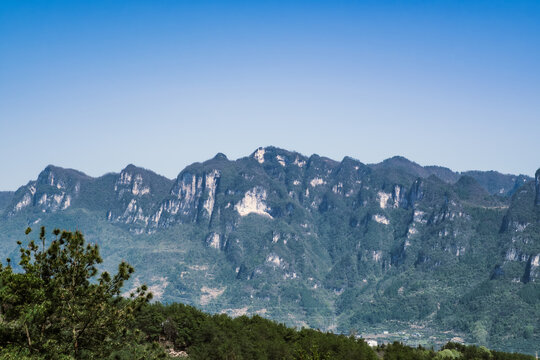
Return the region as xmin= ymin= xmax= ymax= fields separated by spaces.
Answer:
xmin=0 ymin=228 xmax=536 ymax=360
xmin=1 ymin=152 xmax=539 ymax=353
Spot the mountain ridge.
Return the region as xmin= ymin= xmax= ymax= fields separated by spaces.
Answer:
xmin=3 ymin=147 xmax=532 ymax=208
xmin=0 ymin=146 xmax=538 ymax=353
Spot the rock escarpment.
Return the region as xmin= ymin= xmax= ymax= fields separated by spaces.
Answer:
xmin=6 ymin=165 xmax=91 ymax=215
xmin=2 ymin=147 xmax=539 ymax=354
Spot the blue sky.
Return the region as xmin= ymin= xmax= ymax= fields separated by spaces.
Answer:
xmin=1 ymin=0 xmax=539 ymax=190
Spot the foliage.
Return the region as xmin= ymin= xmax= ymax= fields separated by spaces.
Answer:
xmin=0 ymin=227 xmax=536 ymax=359
xmin=132 ymin=302 xmax=378 ymax=360
xmin=379 ymin=342 xmax=535 ymax=360
xmin=0 ymin=151 xmax=538 ymax=354
xmin=0 ymin=227 xmax=152 ymax=359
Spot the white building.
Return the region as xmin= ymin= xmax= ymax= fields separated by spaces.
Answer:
xmin=366 ymin=339 xmax=378 ymax=347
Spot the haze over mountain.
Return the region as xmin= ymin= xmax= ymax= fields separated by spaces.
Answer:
xmin=0 ymin=147 xmax=538 ymax=353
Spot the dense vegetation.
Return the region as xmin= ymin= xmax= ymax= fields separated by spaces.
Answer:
xmin=0 ymin=227 xmax=154 ymax=359
xmin=0 ymin=228 xmax=536 ymax=359
xmin=1 ymin=149 xmax=538 ymax=353
xmin=379 ymin=342 xmax=534 ymax=360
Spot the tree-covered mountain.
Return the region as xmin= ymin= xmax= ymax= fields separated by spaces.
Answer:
xmin=0 ymin=147 xmax=538 ymax=354
xmin=0 ymin=191 xmax=14 ymax=214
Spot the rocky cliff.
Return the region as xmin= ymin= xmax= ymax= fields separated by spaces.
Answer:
xmin=1 ymin=147 xmax=538 ymax=353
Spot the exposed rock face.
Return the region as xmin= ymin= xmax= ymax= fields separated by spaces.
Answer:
xmin=202 ymin=170 xmax=220 ymax=217
xmin=205 ymin=232 xmax=221 ymax=249
xmin=391 ymin=185 xmax=405 ymax=208
xmin=235 ymin=187 xmax=272 ymax=218
xmin=106 ymin=165 xmax=173 ymax=231
xmin=2 ymin=150 xmax=535 ymax=280
xmin=253 ymin=147 xmax=266 ymax=164
xmin=146 ymin=168 xmax=222 ymax=229
xmin=377 ymin=191 xmax=391 ymax=209
xmin=408 ymin=179 xmax=423 ymax=207
xmin=147 ymin=173 xmax=203 ymax=227
xmin=115 ymin=169 xmax=150 ymax=197
xmin=7 ymin=165 xmax=89 ymax=215
xmin=534 ymin=169 xmax=540 ymax=206
xmin=5 ymin=148 xmax=530 ymax=239
xmin=170 ymin=172 xmax=205 ymax=216
xmin=373 ymin=214 xmax=389 ymax=225
xmin=2 ymin=147 xmax=540 ymax=353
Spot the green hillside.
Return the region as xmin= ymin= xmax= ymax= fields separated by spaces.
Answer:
xmin=0 ymin=147 xmax=538 ymax=353
xmin=0 ymin=228 xmax=535 ymax=359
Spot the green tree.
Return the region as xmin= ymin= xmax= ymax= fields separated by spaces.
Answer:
xmin=435 ymin=349 xmax=462 ymax=359
xmin=471 ymin=321 xmax=489 ymax=345
xmin=0 ymin=227 xmax=152 ymax=359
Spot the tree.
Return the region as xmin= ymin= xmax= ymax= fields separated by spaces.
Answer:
xmin=0 ymin=227 xmax=152 ymax=359
xmin=471 ymin=321 xmax=489 ymax=345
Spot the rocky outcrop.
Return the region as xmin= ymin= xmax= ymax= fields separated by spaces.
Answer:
xmin=147 ymin=169 xmax=221 ymax=229
xmin=115 ymin=168 xmax=150 ymax=198
xmin=106 ymin=165 xmax=173 ymax=231
xmin=235 ymin=187 xmax=272 ymax=218
xmin=6 ymin=165 xmax=89 ymax=215
xmin=2 ymin=147 xmax=540 ymax=353
xmin=408 ymin=179 xmax=423 ymax=208
xmin=521 ymin=254 xmax=540 ymax=283
xmin=391 ymin=184 xmax=406 ymax=208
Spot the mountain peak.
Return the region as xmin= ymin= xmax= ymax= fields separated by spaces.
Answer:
xmin=387 ymin=155 xmax=413 ymax=163
xmin=120 ymin=164 xmax=172 ymax=181
xmin=213 ymin=153 xmax=228 ymax=161
xmin=248 ymin=146 xmax=307 ymax=167
xmin=37 ymin=165 xmax=91 ymax=184
xmin=250 ymin=147 xmax=267 ymax=164
xmin=370 ymin=156 xmax=428 ymax=180
xmin=123 ymin=163 xmax=140 ymax=171
xmin=2 ymin=149 xmax=539 ymax=354
xmin=380 ymin=156 xmax=422 ymax=169
xmin=341 ymin=155 xmax=359 ymax=163
xmin=463 ymin=170 xmax=532 ymax=196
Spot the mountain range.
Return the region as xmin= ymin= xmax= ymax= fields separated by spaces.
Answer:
xmin=0 ymin=147 xmax=538 ymax=354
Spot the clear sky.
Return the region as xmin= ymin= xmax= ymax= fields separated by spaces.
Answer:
xmin=1 ymin=0 xmax=539 ymax=190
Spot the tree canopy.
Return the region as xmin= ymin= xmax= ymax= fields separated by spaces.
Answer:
xmin=0 ymin=227 xmax=535 ymax=360
xmin=0 ymin=227 xmax=152 ymax=359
